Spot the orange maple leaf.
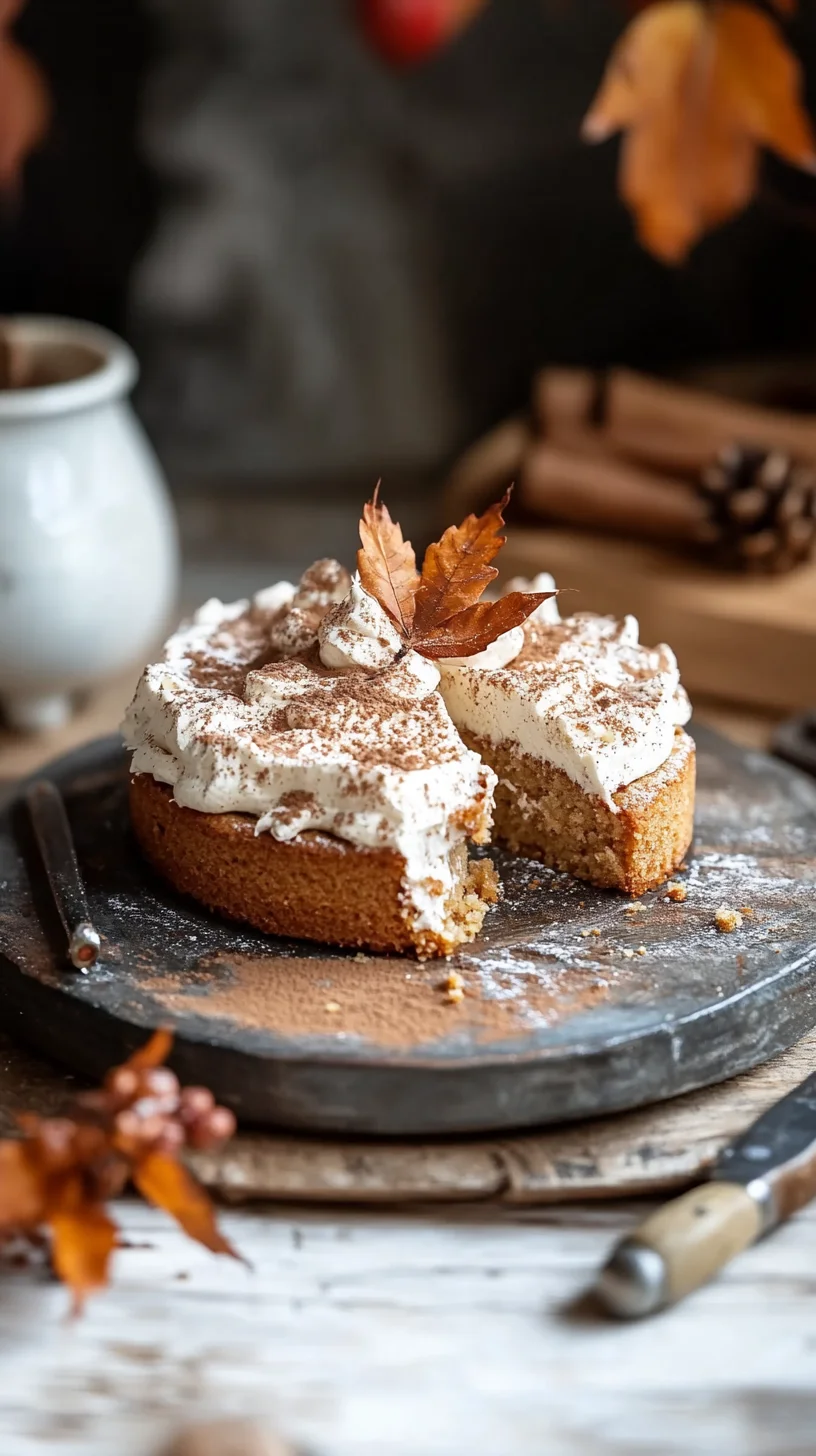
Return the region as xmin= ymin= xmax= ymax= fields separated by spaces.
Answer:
xmin=582 ymin=0 xmax=816 ymax=263
xmin=0 ymin=1 xmax=49 ymax=188
xmin=358 ymin=488 xmax=554 ymax=660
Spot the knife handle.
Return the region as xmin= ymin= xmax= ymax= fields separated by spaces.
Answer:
xmin=597 ymin=1182 xmax=764 ymax=1318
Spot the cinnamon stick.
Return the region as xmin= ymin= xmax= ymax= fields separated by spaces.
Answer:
xmin=606 ymin=369 xmax=816 ymax=471
xmin=534 ymin=366 xmax=816 ymax=476
xmin=520 ymin=443 xmax=706 ymax=545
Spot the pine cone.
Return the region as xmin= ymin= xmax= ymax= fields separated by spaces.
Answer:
xmin=697 ymin=445 xmax=816 ymax=574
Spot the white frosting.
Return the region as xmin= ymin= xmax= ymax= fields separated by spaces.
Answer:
xmin=122 ymin=565 xmax=493 ymax=940
xmin=318 ymin=573 xmax=404 ymax=672
xmin=439 ymin=576 xmax=691 ymax=809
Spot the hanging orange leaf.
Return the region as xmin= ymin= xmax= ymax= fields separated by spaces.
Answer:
xmin=582 ymin=0 xmax=816 ymax=263
xmin=357 ymin=485 xmax=420 ymax=635
xmin=0 ymin=1032 xmax=239 ymax=1312
xmin=0 ymin=2 xmax=49 ymax=188
xmin=358 ymin=487 xmax=554 ymax=659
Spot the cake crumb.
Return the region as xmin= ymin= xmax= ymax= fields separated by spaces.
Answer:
xmin=665 ymin=882 xmax=687 ymax=903
xmin=443 ymin=969 xmax=465 ymax=1003
xmin=636 ymin=946 xmax=647 ymax=956
xmin=715 ymin=906 xmax=743 ymax=933
xmin=324 ymin=1001 xmax=341 ymax=1013
xmin=620 ymin=948 xmax=635 ymax=960
xmin=529 ymin=878 xmax=541 ymax=890
xmin=590 ymin=928 xmax=601 ymax=937
xmin=739 ymin=906 xmax=754 ymax=917
xmin=625 ymin=902 xmax=644 ymax=915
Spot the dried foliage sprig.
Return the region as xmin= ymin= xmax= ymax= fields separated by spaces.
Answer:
xmin=357 ymin=486 xmax=554 ymax=658
xmin=0 ymin=1030 xmax=241 ymax=1312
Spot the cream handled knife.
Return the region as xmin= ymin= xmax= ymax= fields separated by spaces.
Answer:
xmin=597 ymin=1070 xmax=816 ymax=1317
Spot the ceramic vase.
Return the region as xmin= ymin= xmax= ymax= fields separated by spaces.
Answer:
xmin=0 ymin=316 xmax=178 ymax=731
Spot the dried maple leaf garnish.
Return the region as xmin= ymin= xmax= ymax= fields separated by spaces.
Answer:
xmin=357 ymin=487 xmax=554 ymax=660
xmin=0 ymin=1031 xmax=240 ymax=1313
xmin=358 ymin=484 xmax=419 ymax=636
xmin=582 ymin=0 xmax=816 ymax=263
xmin=0 ymin=0 xmax=49 ymax=188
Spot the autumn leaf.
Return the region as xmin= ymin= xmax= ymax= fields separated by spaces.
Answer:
xmin=0 ymin=3 xmax=49 ymax=188
xmin=133 ymin=1150 xmax=244 ymax=1262
xmin=358 ymin=488 xmax=554 ymax=659
xmin=357 ymin=484 xmax=420 ymax=635
xmin=49 ymin=1180 xmax=117 ymax=1314
xmin=413 ymin=492 xmax=508 ymax=632
xmin=121 ymin=1026 xmax=174 ymax=1073
xmin=582 ymin=0 xmax=816 ymax=263
xmin=411 ymin=593 xmax=556 ymax=659
xmin=0 ymin=1141 xmax=47 ymax=1228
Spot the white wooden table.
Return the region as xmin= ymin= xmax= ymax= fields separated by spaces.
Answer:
xmin=2 ymin=1195 xmax=815 ymax=1456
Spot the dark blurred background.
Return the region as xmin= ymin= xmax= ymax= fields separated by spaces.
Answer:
xmin=5 ymin=0 xmax=816 ymax=494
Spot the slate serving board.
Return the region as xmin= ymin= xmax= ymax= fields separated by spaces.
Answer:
xmin=1 ymin=728 xmax=815 ymax=1137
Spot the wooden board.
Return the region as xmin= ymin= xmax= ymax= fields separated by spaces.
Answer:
xmin=1 ymin=729 xmax=816 ymax=1137
xmin=501 ymin=525 xmax=816 ymax=713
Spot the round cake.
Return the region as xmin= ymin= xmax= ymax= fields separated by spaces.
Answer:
xmin=123 ymin=519 xmax=695 ymax=955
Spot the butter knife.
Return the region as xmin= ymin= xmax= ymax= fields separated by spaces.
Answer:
xmin=597 ymin=1069 xmax=816 ymax=1316
xmin=25 ymin=779 xmax=101 ymax=970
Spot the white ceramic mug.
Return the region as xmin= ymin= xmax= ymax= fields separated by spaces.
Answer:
xmin=0 ymin=317 xmax=179 ymax=731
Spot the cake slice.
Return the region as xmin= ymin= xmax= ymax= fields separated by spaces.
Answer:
xmin=438 ymin=576 xmax=694 ymax=895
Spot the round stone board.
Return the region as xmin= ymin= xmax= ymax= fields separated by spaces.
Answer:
xmin=1 ymin=728 xmax=815 ymax=1137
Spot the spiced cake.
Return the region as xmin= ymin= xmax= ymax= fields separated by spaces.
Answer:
xmin=124 ymin=508 xmax=695 ymax=955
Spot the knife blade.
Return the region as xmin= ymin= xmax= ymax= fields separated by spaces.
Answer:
xmin=596 ymin=1068 xmax=816 ymax=1318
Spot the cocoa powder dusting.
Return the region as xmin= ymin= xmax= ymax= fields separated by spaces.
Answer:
xmin=142 ymin=950 xmax=611 ymax=1049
